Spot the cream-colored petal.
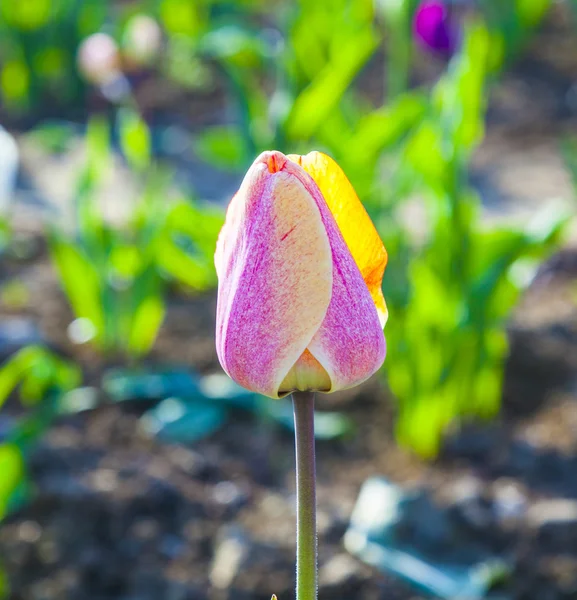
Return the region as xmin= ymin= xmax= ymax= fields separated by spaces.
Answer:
xmin=278 ymin=349 xmax=331 ymax=393
xmin=215 ymin=152 xmax=333 ymax=398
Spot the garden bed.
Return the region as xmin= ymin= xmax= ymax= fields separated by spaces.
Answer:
xmin=0 ymin=234 xmax=577 ymax=599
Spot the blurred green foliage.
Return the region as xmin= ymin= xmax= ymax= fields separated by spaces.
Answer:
xmin=193 ymin=0 xmax=559 ymax=457
xmin=0 ymin=0 xmax=555 ymax=115
xmin=0 ymin=346 xmax=79 ymax=410
xmin=482 ymin=0 xmax=552 ymax=68
xmin=195 ymin=0 xmax=562 ymax=458
xmin=192 ymin=0 xmax=384 ymax=165
xmin=0 ymin=444 xmax=25 ymax=520
xmin=0 ymin=0 xmax=274 ymax=115
xmin=0 ymin=345 xmax=80 ymax=597
xmin=0 ymin=0 xmax=567 ymax=458
xmin=49 ymin=111 xmax=223 ymax=360
xmin=0 ymin=0 xmax=107 ymax=111
xmin=0 ymin=346 xmax=80 ymax=517
xmin=377 ymin=21 xmax=568 ymax=457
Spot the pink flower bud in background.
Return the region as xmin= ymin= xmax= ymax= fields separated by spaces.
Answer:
xmin=122 ymin=14 xmax=163 ymax=67
xmin=77 ymin=33 xmax=121 ymax=85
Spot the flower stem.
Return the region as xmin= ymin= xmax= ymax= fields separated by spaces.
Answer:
xmin=292 ymin=391 xmax=317 ymax=600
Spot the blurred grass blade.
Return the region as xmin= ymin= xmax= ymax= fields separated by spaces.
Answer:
xmin=0 ymin=347 xmax=42 ymax=409
xmin=0 ymin=444 xmax=24 ymax=519
xmin=86 ymin=116 xmax=111 ymax=182
xmin=515 ymin=0 xmax=551 ymax=28
xmin=128 ymin=294 xmax=165 ymax=357
xmin=157 ymin=239 xmax=215 ymax=290
xmin=0 ymin=346 xmax=81 ymax=410
xmin=194 ymin=125 xmax=245 ymax=170
xmin=347 ymin=94 xmax=427 ymax=164
xmin=49 ymin=233 xmax=105 ymax=346
xmin=286 ymin=30 xmax=379 ymax=140
xmin=118 ymin=108 xmax=151 ymax=171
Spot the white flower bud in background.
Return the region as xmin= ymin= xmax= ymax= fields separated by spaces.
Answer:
xmin=77 ymin=33 xmax=121 ymax=85
xmin=0 ymin=127 xmax=19 ymax=214
xmin=122 ymin=15 xmax=163 ymax=67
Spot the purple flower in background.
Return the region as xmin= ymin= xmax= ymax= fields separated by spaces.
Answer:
xmin=413 ymin=0 xmax=459 ymax=56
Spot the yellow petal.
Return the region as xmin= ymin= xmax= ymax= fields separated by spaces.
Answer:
xmin=279 ymin=349 xmax=331 ymax=394
xmin=287 ymin=151 xmax=388 ymax=326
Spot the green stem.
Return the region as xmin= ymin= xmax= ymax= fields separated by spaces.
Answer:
xmin=292 ymin=391 xmax=317 ymax=600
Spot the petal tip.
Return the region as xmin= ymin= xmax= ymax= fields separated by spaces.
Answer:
xmin=255 ymin=150 xmax=288 ymax=174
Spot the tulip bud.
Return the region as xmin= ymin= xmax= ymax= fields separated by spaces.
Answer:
xmin=122 ymin=14 xmax=163 ymax=67
xmin=77 ymin=33 xmax=121 ymax=85
xmin=215 ymin=151 xmax=387 ymax=399
xmin=413 ymin=0 xmax=459 ymax=56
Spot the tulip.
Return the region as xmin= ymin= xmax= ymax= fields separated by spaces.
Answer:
xmin=215 ymin=150 xmax=387 ymax=399
xmin=77 ymin=33 xmax=121 ymax=86
xmin=122 ymin=14 xmax=163 ymax=68
xmin=413 ymin=0 xmax=459 ymax=56
xmin=215 ymin=150 xmax=388 ymax=600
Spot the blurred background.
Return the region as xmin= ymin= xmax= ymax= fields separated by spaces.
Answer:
xmin=1 ymin=0 xmax=577 ymax=598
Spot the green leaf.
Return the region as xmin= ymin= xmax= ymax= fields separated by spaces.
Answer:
xmin=395 ymin=397 xmax=448 ymax=459
xmin=1 ymin=59 xmax=30 ymax=106
xmin=194 ymin=125 xmax=245 ymax=170
xmin=19 ymin=355 xmax=55 ymax=404
xmin=118 ymin=108 xmax=151 ymax=171
xmin=515 ymin=0 xmax=551 ymax=28
xmin=157 ymin=199 xmax=223 ymax=290
xmin=470 ymin=350 xmax=505 ymax=419
xmin=286 ymin=29 xmax=379 ymax=140
xmin=127 ymin=294 xmax=165 ymax=357
xmin=346 ymin=93 xmax=427 ymax=165
xmin=156 ymin=238 xmax=216 ymax=290
xmin=159 ymin=0 xmax=205 ymax=37
xmin=404 ymin=121 xmax=448 ymax=191
xmin=26 ymin=121 xmax=76 ymax=154
xmin=49 ymin=233 xmax=105 ymax=346
xmin=434 ymin=21 xmax=490 ymax=153
xmin=0 ymin=0 xmax=51 ymax=30
xmin=110 ymin=244 xmax=142 ymax=280
xmin=0 ymin=563 xmax=9 ymax=598
xmin=0 ymin=348 xmax=38 ymax=409
xmin=0 ymin=444 xmax=24 ymax=519
xmin=377 ymin=0 xmax=412 ymax=25
xmin=86 ymin=116 xmax=111 ymax=181
xmin=199 ymin=25 xmax=269 ymax=67
xmin=470 ymin=207 xmax=570 ymax=318
xmin=0 ymin=346 xmax=81 ymax=410
xmin=166 ymin=200 xmax=224 ymax=249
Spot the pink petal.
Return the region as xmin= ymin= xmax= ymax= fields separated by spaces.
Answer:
xmin=280 ymin=160 xmax=387 ymax=392
xmin=215 ymin=152 xmax=333 ymax=398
